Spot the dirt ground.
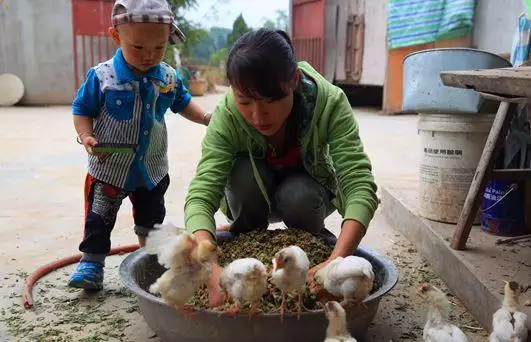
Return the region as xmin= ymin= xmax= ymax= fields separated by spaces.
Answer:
xmin=0 ymin=91 xmax=489 ymax=341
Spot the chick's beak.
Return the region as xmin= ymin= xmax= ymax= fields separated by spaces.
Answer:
xmin=416 ymin=285 xmax=426 ymax=295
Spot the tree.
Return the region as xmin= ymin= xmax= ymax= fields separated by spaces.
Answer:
xmin=227 ymin=14 xmax=252 ymax=49
xmin=163 ymin=0 xmax=208 ymax=63
xmin=210 ymin=47 xmax=228 ymax=67
xmin=263 ymin=19 xmax=276 ymax=29
xmin=261 ymin=10 xmax=289 ymax=31
xmin=191 ymin=27 xmax=231 ymax=63
xmin=174 ymin=20 xmax=209 ymax=59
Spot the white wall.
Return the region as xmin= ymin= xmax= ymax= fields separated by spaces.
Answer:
xmin=0 ymin=0 xmax=74 ymax=105
xmin=473 ymin=0 xmax=525 ymax=55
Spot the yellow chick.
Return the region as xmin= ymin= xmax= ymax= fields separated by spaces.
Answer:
xmin=417 ymin=283 xmax=468 ymax=342
xmin=489 ymin=280 xmax=528 ymax=342
xmin=271 ymin=245 xmax=310 ymax=321
xmin=219 ymin=258 xmax=268 ymax=318
xmin=324 ymin=301 xmax=357 ymax=342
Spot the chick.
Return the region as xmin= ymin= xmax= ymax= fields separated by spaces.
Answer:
xmin=145 ymin=224 xmax=219 ymax=319
xmin=148 ymin=242 xmax=215 ymax=319
xmin=489 ymin=280 xmax=528 ymax=342
xmin=314 ymin=256 xmax=374 ymax=308
xmin=417 ymin=283 xmax=468 ymax=342
xmin=144 ymin=223 xmax=198 ymax=270
xmin=324 ymin=301 xmax=357 ymax=342
xmin=219 ymin=258 xmax=268 ymax=318
xmin=271 ymin=245 xmax=310 ymax=321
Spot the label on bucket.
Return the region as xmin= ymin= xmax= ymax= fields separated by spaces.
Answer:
xmin=419 ymin=132 xmax=486 ymax=224
xmin=419 ymin=164 xmax=474 ymax=190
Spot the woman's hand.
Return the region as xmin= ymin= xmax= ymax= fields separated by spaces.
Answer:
xmin=308 ymin=220 xmax=366 ymax=288
xmin=193 ymin=229 xmax=226 ymax=308
xmin=308 ymin=259 xmax=331 ymax=285
xmin=307 ymin=258 xmax=331 ymax=296
xmin=206 ymin=263 xmax=226 ymax=308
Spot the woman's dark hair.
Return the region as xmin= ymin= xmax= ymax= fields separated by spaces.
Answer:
xmin=226 ymin=28 xmax=298 ymax=101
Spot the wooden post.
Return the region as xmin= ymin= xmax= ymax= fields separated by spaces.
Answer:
xmin=451 ymin=102 xmax=515 ymax=250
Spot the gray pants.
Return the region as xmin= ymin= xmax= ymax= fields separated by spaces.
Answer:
xmin=225 ymin=157 xmax=336 ymax=235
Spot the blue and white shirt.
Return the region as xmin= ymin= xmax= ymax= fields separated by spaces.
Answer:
xmin=72 ymin=48 xmax=191 ymax=191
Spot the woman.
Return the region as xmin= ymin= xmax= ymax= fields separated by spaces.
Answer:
xmin=184 ymin=28 xmax=378 ymax=307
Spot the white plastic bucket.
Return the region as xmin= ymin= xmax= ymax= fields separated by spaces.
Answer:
xmin=418 ymin=113 xmax=496 ymax=224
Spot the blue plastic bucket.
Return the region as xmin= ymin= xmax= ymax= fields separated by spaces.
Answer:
xmin=481 ymin=180 xmax=526 ymax=236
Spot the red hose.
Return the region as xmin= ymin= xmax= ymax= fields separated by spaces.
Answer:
xmin=22 ymin=244 xmax=140 ymax=309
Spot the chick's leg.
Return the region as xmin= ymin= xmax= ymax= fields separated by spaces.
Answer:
xmin=248 ymin=300 xmax=262 ymax=319
xmin=222 ymin=300 xmax=241 ymax=318
xmin=295 ymin=290 xmax=314 ymax=319
xmin=271 ymin=290 xmax=286 ymax=323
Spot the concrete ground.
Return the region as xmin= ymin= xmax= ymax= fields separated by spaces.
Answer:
xmin=0 ymin=92 xmax=488 ymax=341
xmin=382 ymin=183 xmax=531 ymax=335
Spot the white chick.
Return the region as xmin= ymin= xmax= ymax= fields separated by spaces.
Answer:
xmin=145 ymin=223 xmax=219 ymax=319
xmin=144 ymin=223 xmax=197 ymax=270
xmin=219 ymin=258 xmax=268 ymax=318
xmin=417 ymin=283 xmax=468 ymax=342
xmin=314 ymin=256 xmax=374 ymax=308
xmin=489 ymin=281 xmax=528 ymax=342
xmin=271 ymin=245 xmax=310 ymax=321
xmin=323 ymin=301 xmax=357 ymax=342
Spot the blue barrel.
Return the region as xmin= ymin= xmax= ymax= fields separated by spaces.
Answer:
xmin=481 ymin=180 xmax=526 ymax=236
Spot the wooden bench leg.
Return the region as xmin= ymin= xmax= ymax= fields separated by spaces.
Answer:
xmin=451 ymin=102 xmax=515 ymax=250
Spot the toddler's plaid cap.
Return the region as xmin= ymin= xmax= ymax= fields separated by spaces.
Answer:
xmin=112 ymin=0 xmax=186 ymax=44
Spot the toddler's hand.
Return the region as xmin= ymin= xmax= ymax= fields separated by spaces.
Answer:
xmin=80 ymin=135 xmax=99 ymax=155
xmin=80 ymin=135 xmax=109 ymax=162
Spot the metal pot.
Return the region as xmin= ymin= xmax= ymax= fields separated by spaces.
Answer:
xmin=402 ymin=48 xmax=512 ymax=114
xmin=119 ymin=231 xmax=398 ymax=342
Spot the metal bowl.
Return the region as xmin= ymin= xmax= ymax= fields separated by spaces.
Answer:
xmin=402 ymin=48 xmax=512 ymax=114
xmin=119 ymin=231 xmax=398 ymax=342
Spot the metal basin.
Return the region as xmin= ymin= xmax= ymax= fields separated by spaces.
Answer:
xmin=402 ymin=48 xmax=512 ymax=114
xmin=119 ymin=231 xmax=398 ymax=342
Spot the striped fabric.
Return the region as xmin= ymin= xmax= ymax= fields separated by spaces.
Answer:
xmin=387 ymin=0 xmax=475 ymax=50
xmin=510 ymin=12 xmax=531 ymax=67
xmin=88 ymin=59 xmax=175 ymax=190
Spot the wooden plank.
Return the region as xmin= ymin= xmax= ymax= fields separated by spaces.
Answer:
xmin=324 ymin=0 xmax=339 ymax=82
xmin=491 ymin=169 xmax=531 ymax=180
xmin=334 ymin=0 xmax=349 ymax=81
xmin=477 ymin=92 xmax=530 ymax=104
xmin=352 ymin=14 xmax=364 ymax=82
xmin=451 ymin=102 xmax=516 ymax=250
xmin=440 ymin=67 xmax=531 ymax=98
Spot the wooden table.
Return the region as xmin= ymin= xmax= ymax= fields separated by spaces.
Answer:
xmin=440 ymin=67 xmax=531 ymax=250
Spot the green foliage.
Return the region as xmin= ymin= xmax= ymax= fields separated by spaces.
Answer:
xmin=163 ymin=47 xmax=176 ymax=67
xmin=192 ymin=27 xmax=231 ymax=63
xmin=227 ymin=14 xmax=252 ymax=49
xmin=263 ymin=19 xmax=276 ymax=29
xmin=209 ymin=47 xmax=228 ymax=66
xmin=176 ymin=21 xmax=209 ymax=58
xmin=165 ymin=0 xmax=207 ymax=59
xmin=261 ymin=10 xmax=288 ymax=31
xmin=167 ymin=0 xmax=197 ymax=12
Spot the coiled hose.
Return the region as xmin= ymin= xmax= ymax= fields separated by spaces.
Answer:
xmin=22 ymin=244 xmax=140 ymax=309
